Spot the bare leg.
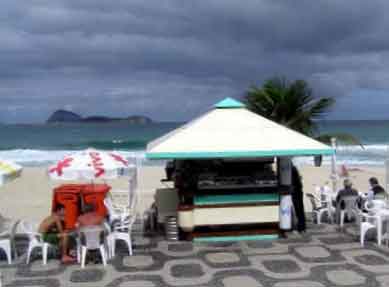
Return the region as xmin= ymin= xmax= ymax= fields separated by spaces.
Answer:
xmin=60 ymin=233 xmax=75 ymax=263
xmin=61 ymin=233 xmax=69 ymax=256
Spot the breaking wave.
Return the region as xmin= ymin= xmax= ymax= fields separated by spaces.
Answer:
xmin=1 ymin=144 xmax=388 ymax=167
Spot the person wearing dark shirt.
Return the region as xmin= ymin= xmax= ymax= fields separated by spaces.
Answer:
xmin=334 ymin=179 xmax=359 ymax=223
xmin=336 ymin=179 xmax=358 ymax=206
xmin=291 ymin=165 xmax=306 ymax=232
xmin=369 ymin=177 xmax=386 ymax=198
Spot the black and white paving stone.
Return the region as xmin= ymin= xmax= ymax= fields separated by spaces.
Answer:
xmin=1 ymin=220 xmax=389 ymax=286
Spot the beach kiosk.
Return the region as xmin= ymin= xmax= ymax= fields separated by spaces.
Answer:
xmin=146 ymin=98 xmax=333 ymax=242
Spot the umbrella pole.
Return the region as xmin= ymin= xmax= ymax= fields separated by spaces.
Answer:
xmin=134 ymin=157 xmax=142 ymax=232
xmin=386 ymin=145 xmax=389 ymax=200
xmin=331 ymin=137 xmax=337 ymax=193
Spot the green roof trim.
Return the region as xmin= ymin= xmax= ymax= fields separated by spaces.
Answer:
xmin=146 ymin=148 xmax=334 ymax=159
xmin=214 ymin=97 xmax=245 ymax=108
xmin=194 ymin=193 xmax=279 ymax=205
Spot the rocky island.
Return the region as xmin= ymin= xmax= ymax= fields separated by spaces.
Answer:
xmin=47 ymin=110 xmax=153 ymax=124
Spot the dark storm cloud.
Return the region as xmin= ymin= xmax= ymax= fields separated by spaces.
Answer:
xmin=1 ymin=0 xmax=389 ymax=122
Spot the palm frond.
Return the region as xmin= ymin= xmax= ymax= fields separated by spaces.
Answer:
xmin=307 ymin=97 xmax=335 ymax=119
xmin=245 ymin=77 xmax=362 ymax=149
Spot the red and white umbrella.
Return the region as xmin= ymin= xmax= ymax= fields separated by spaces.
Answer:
xmin=48 ymin=148 xmax=133 ymax=180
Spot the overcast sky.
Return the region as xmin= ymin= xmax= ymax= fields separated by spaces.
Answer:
xmin=1 ymin=0 xmax=389 ymax=123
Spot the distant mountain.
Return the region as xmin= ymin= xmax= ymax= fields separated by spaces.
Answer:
xmin=82 ymin=116 xmax=117 ymax=122
xmin=47 ymin=110 xmax=153 ymax=124
xmin=126 ymin=115 xmax=154 ymax=124
xmin=47 ymin=110 xmax=83 ymax=123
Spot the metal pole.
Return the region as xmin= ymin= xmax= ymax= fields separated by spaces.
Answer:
xmin=386 ymin=145 xmax=389 ymax=200
xmin=331 ymin=137 xmax=337 ymax=193
xmin=134 ymin=156 xmax=143 ymax=235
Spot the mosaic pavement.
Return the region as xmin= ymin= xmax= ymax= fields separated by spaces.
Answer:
xmin=2 ymin=221 xmax=389 ymax=286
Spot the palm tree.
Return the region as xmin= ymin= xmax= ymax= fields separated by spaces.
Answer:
xmin=244 ymin=77 xmax=360 ymax=145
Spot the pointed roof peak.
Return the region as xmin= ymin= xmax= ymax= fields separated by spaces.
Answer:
xmin=214 ymin=97 xmax=245 ymax=109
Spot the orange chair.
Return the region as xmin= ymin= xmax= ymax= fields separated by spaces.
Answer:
xmin=81 ymin=184 xmax=110 ymax=218
xmin=52 ymin=184 xmax=111 ymax=230
xmin=52 ymin=185 xmax=82 ymax=230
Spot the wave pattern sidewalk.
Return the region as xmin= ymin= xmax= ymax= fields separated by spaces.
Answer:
xmin=1 ymin=222 xmax=389 ymax=287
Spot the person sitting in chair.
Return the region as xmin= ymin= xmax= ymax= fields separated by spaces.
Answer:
xmin=335 ymin=179 xmax=359 ymax=223
xmin=336 ymin=179 xmax=358 ymax=205
xmin=76 ymin=204 xmax=106 ymax=264
xmin=77 ymin=204 xmax=105 ymax=228
xmin=38 ymin=204 xmax=74 ymax=263
xmin=368 ymin=177 xmax=386 ymax=199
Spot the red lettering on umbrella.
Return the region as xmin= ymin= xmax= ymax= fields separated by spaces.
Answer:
xmin=49 ymin=158 xmax=73 ymax=176
xmin=90 ymin=152 xmax=105 ymax=178
xmin=109 ymin=153 xmax=128 ymax=166
xmin=94 ymin=166 xmax=105 ymax=177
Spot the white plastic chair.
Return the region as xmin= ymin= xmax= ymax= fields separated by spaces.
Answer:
xmin=364 ymin=199 xmax=386 ymax=212
xmin=360 ymin=211 xmax=381 ymax=246
xmin=306 ymin=193 xmax=330 ymax=224
xmin=339 ymin=196 xmax=360 ymax=228
xmin=0 ymin=238 xmax=12 ymax=264
xmin=0 ymin=219 xmax=20 ymax=265
xmin=108 ymin=215 xmax=136 ymax=257
xmin=102 ymin=222 xmax=114 ymax=260
xmin=78 ymin=226 xmax=107 ymax=268
xmin=105 ymin=187 xmax=139 ymax=225
xmin=10 ymin=219 xmax=21 ymax=259
xmin=21 ymin=221 xmax=55 ymax=265
xmin=104 ymin=196 xmax=130 ymax=226
xmin=320 ymin=186 xmax=336 ymax=223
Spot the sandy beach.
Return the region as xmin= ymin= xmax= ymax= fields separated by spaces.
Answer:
xmin=0 ymin=166 xmax=166 ymax=222
xmin=0 ymin=164 xmax=386 ymax=223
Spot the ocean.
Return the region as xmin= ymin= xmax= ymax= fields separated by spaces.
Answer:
xmin=0 ymin=120 xmax=388 ymax=166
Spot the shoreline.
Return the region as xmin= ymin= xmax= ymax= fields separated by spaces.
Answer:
xmin=1 ymin=142 xmax=389 ymax=167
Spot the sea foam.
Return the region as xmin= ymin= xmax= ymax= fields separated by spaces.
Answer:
xmin=0 ymin=149 xmax=148 ymax=166
xmin=0 ymin=144 xmax=388 ymax=167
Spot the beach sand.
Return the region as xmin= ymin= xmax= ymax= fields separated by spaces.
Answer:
xmin=0 ymin=166 xmax=166 ymax=222
xmin=0 ymin=165 xmax=386 ymax=222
